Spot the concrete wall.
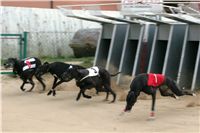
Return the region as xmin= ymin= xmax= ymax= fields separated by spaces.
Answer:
xmin=1 ymin=6 xmax=101 ymax=58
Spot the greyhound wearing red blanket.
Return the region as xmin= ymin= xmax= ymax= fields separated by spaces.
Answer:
xmin=123 ymin=73 xmax=196 ymax=118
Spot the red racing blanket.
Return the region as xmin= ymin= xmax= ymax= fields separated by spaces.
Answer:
xmin=147 ymin=73 xmax=165 ymax=87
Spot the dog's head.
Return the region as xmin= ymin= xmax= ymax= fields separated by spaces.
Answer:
xmin=4 ymin=58 xmax=17 ymax=68
xmin=35 ymin=62 xmax=50 ymax=77
xmin=124 ymin=91 xmax=136 ymax=112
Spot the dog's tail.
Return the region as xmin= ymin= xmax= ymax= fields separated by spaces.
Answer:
xmin=110 ymin=72 xmax=121 ymax=77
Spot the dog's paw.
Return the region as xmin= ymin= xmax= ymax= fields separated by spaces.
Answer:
xmin=47 ymin=91 xmax=52 ymax=96
xmin=109 ymin=101 xmax=115 ymax=104
xmin=147 ymin=116 xmax=156 ymax=121
xmin=84 ymin=96 xmax=92 ymax=99
xmin=21 ymin=89 xmax=26 ymax=91
xmin=174 ymin=95 xmax=180 ymax=100
xmin=52 ymin=91 xmax=56 ymax=96
xmin=26 ymin=89 xmax=32 ymax=92
xmin=119 ymin=111 xmax=125 ymax=116
xmin=103 ymin=99 xmax=109 ymax=102
xmin=192 ymin=93 xmax=196 ymax=97
xmin=20 ymin=88 xmax=26 ymax=91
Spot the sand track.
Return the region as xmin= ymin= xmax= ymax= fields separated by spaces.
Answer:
xmin=1 ymin=75 xmax=200 ymax=133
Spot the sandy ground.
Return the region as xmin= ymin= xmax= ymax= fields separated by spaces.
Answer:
xmin=1 ymin=75 xmax=200 ymax=133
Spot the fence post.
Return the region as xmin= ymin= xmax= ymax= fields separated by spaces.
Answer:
xmin=23 ymin=31 xmax=28 ymax=58
xmin=19 ymin=34 xmax=23 ymax=59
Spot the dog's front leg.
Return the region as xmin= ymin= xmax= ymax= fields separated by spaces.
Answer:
xmin=52 ymin=80 xmax=64 ymax=96
xmin=35 ymin=75 xmax=46 ymax=91
xmin=82 ymin=90 xmax=92 ymax=99
xmin=76 ymin=89 xmax=82 ymax=101
xmin=20 ymin=79 xmax=28 ymax=91
xmin=149 ymin=93 xmax=156 ymax=119
xmin=27 ymin=78 xmax=35 ymax=92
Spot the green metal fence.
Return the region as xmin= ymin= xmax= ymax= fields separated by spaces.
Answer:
xmin=0 ymin=32 xmax=28 ymax=74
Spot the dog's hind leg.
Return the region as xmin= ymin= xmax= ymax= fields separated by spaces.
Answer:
xmin=76 ymin=88 xmax=92 ymax=101
xmin=165 ymin=78 xmax=195 ymax=96
xmin=105 ymin=91 xmax=109 ymax=101
xmin=104 ymin=85 xmax=116 ymax=103
xmin=35 ymin=75 xmax=46 ymax=91
xmin=47 ymin=76 xmax=58 ymax=96
xmin=81 ymin=88 xmax=92 ymax=99
xmin=27 ymin=78 xmax=35 ymax=92
xmin=20 ymin=79 xmax=30 ymax=91
xmin=20 ymin=81 xmax=26 ymax=91
xmin=159 ymin=88 xmax=178 ymax=99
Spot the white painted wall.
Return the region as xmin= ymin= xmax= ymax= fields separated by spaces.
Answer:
xmin=0 ymin=6 xmax=101 ymax=58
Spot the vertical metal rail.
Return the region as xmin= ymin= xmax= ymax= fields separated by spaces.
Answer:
xmin=177 ymin=24 xmax=189 ymax=84
xmin=23 ymin=32 xmax=28 ymax=58
xmin=147 ymin=26 xmax=158 ymax=73
xmin=191 ymin=41 xmax=200 ymax=90
xmin=162 ymin=25 xmax=174 ymax=75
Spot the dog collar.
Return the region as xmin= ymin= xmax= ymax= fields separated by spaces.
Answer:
xmin=79 ymin=75 xmax=90 ymax=82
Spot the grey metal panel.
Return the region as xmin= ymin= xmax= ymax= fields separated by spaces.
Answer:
xmin=161 ymin=14 xmax=200 ymax=25
xmin=102 ymin=24 xmax=114 ymax=39
xmin=145 ymin=24 xmax=156 ymax=71
xmin=163 ymin=24 xmax=187 ymax=80
xmin=129 ymin=14 xmax=170 ymax=25
xmin=157 ymin=25 xmax=170 ymax=40
xmin=94 ymin=24 xmax=112 ymax=68
xmin=106 ymin=24 xmax=128 ymax=73
xmin=129 ymin=24 xmax=144 ymax=40
xmin=94 ymin=27 xmax=103 ymax=66
xmin=117 ymin=24 xmax=145 ymax=84
xmin=188 ymin=25 xmax=200 ymax=41
xmin=177 ymin=25 xmax=189 ymax=85
xmin=96 ymin=15 xmax=141 ymax=25
xmin=133 ymin=24 xmax=156 ymax=75
xmin=178 ymin=41 xmax=199 ymax=89
xmin=148 ymin=25 xmax=168 ymax=73
xmin=191 ymin=41 xmax=200 ymax=90
xmin=94 ymin=39 xmax=111 ymax=68
xmin=132 ymin=26 xmax=145 ymax=76
xmin=148 ymin=26 xmax=158 ymax=73
xmin=117 ymin=24 xmax=131 ymax=84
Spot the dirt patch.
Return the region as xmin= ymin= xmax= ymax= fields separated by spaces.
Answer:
xmin=186 ymin=98 xmax=200 ymax=107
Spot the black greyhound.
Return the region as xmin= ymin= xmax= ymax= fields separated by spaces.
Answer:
xmin=124 ymin=73 xmax=195 ymax=118
xmin=35 ymin=62 xmax=85 ymax=96
xmin=4 ymin=57 xmax=45 ymax=92
xmin=62 ymin=66 xmax=119 ymax=102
